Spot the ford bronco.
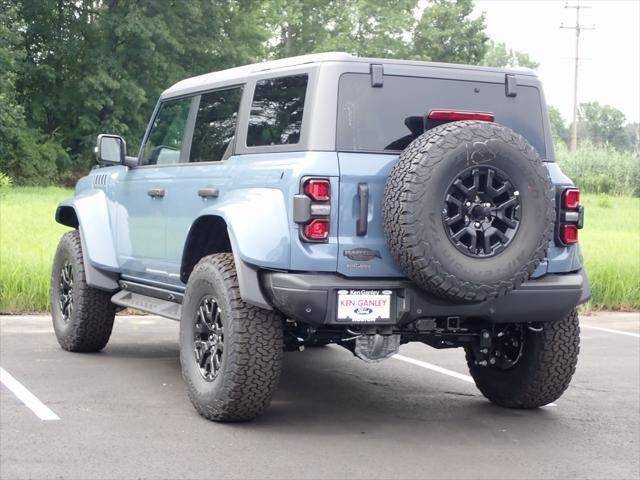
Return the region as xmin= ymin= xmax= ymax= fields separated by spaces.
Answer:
xmin=51 ymin=52 xmax=589 ymax=422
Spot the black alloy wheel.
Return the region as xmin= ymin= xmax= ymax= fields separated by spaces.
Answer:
xmin=442 ymin=166 xmax=521 ymax=257
xmin=58 ymin=261 xmax=74 ymax=322
xmin=193 ymin=296 xmax=224 ymax=382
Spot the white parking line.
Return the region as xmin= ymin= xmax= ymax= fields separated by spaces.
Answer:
xmin=393 ymin=354 xmax=475 ymax=383
xmin=0 ymin=367 xmax=60 ymax=421
xmin=581 ymin=324 xmax=640 ymax=338
xmin=392 ymin=354 xmax=556 ymax=407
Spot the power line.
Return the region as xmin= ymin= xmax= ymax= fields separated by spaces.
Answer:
xmin=561 ymin=1 xmax=595 ymax=152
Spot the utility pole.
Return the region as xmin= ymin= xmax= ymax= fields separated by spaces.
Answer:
xmin=561 ymin=2 xmax=595 ymax=152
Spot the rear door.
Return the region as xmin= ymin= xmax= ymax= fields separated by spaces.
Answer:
xmin=335 ymin=71 xmax=548 ymax=278
xmin=163 ymin=86 xmax=244 ymax=286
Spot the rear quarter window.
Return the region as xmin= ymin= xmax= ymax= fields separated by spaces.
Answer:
xmin=337 ymin=73 xmax=546 ymax=158
xmin=247 ymin=74 xmax=308 ymax=146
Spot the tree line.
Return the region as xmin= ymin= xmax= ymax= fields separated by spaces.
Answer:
xmin=0 ymin=0 xmax=635 ymax=186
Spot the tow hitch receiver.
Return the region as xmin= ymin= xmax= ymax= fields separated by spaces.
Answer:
xmin=354 ymin=334 xmax=400 ymax=363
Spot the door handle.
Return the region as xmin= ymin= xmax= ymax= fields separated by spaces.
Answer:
xmin=356 ymin=183 xmax=369 ymax=236
xmin=198 ymin=188 xmax=219 ymax=199
xmin=147 ymin=188 xmax=165 ymax=198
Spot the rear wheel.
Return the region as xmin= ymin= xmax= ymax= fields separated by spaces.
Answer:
xmin=466 ymin=309 xmax=580 ymax=408
xmin=180 ymin=253 xmax=283 ymax=422
xmin=50 ymin=231 xmax=116 ymax=352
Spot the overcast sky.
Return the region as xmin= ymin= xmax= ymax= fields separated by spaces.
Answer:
xmin=471 ymin=0 xmax=640 ymax=123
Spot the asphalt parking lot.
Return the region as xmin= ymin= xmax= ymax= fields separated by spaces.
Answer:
xmin=1 ymin=312 xmax=638 ymax=480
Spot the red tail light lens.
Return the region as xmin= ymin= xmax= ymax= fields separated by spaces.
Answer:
xmin=561 ymin=224 xmax=579 ymax=244
xmin=563 ymin=188 xmax=580 ymax=210
xmin=304 ymin=219 xmax=330 ymax=240
xmin=304 ymin=179 xmax=330 ymax=202
xmin=427 ymin=110 xmax=495 ymax=122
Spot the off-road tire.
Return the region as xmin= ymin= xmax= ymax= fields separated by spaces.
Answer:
xmin=50 ymin=230 xmax=116 ymax=352
xmin=383 ymin=120 xmax=555 ymax=302
xmin=466 ymin=309 xmax=580 ymax=408
xmin=180 ymin=253 xmax=284 ymax=422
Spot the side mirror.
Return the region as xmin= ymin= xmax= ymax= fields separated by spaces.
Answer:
xmin=96 ymin=134 xmax=126 ymax=164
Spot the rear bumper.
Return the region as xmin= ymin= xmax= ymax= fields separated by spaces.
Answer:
xmin=261 ymin=270 xmax=590 ymax=327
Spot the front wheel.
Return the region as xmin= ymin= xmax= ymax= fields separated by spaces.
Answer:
xmin=179 ymin=253 xmax=283 ymax=422
xmin=466 ymin=309 xmax=580 ymax=408
xmin=50 ymin=231 xmax=116 ymax=352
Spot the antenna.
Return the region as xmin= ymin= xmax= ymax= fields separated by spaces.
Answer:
xmin=561 ymin=1 xmax=595 ymax=152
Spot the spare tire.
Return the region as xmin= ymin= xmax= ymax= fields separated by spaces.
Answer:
xmin=383 ymin=120 xmax=554 ymax=302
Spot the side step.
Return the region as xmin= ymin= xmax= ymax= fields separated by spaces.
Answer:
xmin=111 ymin=290 xmax=182 ymax=321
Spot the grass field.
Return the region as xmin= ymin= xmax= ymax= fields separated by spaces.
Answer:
xmin=0 ymin=187 xmax=638 ymax=313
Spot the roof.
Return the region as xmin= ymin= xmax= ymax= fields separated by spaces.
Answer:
xmin=161 ymin=51 xmax=537 ymax=99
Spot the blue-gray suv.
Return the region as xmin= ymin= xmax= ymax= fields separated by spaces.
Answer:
xmin=51 ymin=53 xmax=589 ymax=421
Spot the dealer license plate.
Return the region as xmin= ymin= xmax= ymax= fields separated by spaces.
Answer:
xmin=336 ymin=289 xmax=392 ymax=323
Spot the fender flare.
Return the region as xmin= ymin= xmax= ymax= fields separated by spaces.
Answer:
xmin=55 ymin=190 xmax=119 ymax=291
xmin=186 ymin=188 xmax=291 ymax=309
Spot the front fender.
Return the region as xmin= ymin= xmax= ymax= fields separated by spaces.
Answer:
xmin=56 ymin=190 xmax=119 ymax=291
xmin=200 ymin=188 xmax=291 ymax=269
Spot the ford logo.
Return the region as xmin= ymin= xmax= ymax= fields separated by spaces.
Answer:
xmin=354 ymin=307 xmax=373 ymax=315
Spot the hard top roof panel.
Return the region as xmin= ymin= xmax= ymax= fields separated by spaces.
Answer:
xmin=161 ymin=51 xmax=537 ymax=99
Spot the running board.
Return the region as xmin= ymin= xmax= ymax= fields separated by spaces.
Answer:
xmin=111 ymin=290 xmax=182 ymax=321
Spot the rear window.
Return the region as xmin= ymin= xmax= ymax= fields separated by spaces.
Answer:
xmin=247 ymin=74 xmax=308 ymax=146
xmin=337 ymin=74 xmax=546 ymax=158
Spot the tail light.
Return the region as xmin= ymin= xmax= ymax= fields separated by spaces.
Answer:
xmin=294 ymin=178 xmax=331 ymax=242
xmin=562 ymin=224 xmax=579 ymax=245
xmin=304 ymin=179 xmax=330 ymax=202
xmin=563 ymin=188 xmax=580 ymax=209
xmin=304 ymin=219 xmax=330 ymax=241
xmin=556 ymin=187 xmax=584 ymax=246
xmin=427 ymin=110 xmax=495 ymax=122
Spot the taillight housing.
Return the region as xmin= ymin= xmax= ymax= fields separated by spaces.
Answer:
xmin=556 ymin=187 xmax=584 ymax=246
xmin=294 ymin=177 xmax=331 ymax=242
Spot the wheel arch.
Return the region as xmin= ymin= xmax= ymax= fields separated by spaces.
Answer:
xmin=181 ymin=214 xmax=272 ymax=310
xmin=55 ymin=192 xmax=119 ymax=291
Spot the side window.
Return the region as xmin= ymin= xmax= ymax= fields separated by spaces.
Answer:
xmin=247 ymin=74 xmax=308 ymax=147
xmin=142 ymin=97 xmax=192 ymax=166
xmin=190 ymin=87 xmax=243 ymax=163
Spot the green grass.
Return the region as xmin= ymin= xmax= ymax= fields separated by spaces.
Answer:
xmin=556 ymin=142 xmax=639 ymax=197
xmin=579 ymin=194 xmax=640 ymax=311
xmin=0 ymin=187 xmax=72 ymax=312
xmin=0 ymin=188 xmax=638 ymax=313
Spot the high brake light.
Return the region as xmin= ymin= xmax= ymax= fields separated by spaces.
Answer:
xmin=427 ymin=110 xmax=495 ymax=122
xmin=304 ymin=179 xmax=330 ymax=202
xmin=563 ymin=188 xmax=580 ymax=210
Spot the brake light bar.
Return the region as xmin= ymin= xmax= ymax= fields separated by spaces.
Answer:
xmin=427 ymin=110 xmax=495 ymax=122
